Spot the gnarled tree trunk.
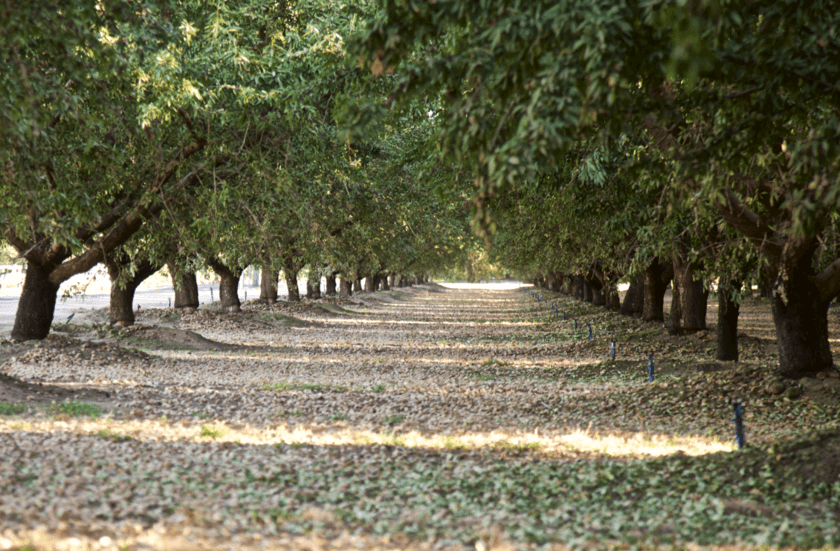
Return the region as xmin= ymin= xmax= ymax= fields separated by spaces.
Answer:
xmin=206 ymin=258 xmax=242 ymax=313
xmin=669 ymin=246 xmax=708 ymax=334
xmin=620 ymin=274 xmax=644 ymax=317
xmin=11 ymin=262 xmax=60 ymax=341
xmin=167 ymin=260 xmax=199 ymax=312
xmin=106 ymin=256 xmax=159 ymax=326
xmin=364 ymin=274 xmax=376 ymax=293
xmin=381 ymin=273 xmax=391 ymax=290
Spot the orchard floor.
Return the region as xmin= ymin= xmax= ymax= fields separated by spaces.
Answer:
xmin=1 ymin=283 xmax=839 ymax=550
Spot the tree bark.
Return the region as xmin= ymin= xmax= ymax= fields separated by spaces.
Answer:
xmin=669 ymin=247 xmax=708 ymax=334
xmin=285 ymin=268 xmax=300 ymax=302
xmin=206 ymin=258 xmax=242 ymax=313
xmin=339 ymin=277 xmax=352 ymax=297
xmin=585 ymin=272 xmax=605 ymax=306
xmin=353 ymin=278 xmax=363 ymax=294
xmin=620 ymin=273 xmax=645 ymax=316
xmin=582 ymin=279 xmax=594 ymax=303
xmin=381 ymin=273 xmax=391 ymax=290
xmin=572 ymin=275 xmax=585 ymax=301
xmin=716 ymin=280 xmax=741 ymax=361
xmin=643 ymin=259 xmax=670 ymax=322
xmin=306 ymin=273 xmax=321 ymax=299
xmin=106 ymin=257 xmax=158 ymax=326
xmin=11 ymin=262 xmax=60 ymax=341
xmin=260 ymin=266 xmax=279 ymax=303
xmin=773 ymin=263 xmax=833 ymax=378
xmin=167 ymin=261 xmax=199 ymax=311
xmin=325 ymin=273 xmax=337 ymax=296
xmin=364 ymin=274 xmax=376 ymax=293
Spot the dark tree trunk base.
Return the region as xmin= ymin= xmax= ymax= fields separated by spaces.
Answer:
xmin=168 ymin=262 xmax=199 ymax=312
xmin=207 ymin=259 xmax=242 ymax=313
xmin=716 ymin=280 xmax=741 ymax=362
xmin=11 ymin=262 xmax=60 ymax=341
xmin=325 ymin=273 xmax=337 ymax=296
xmin=107 ymin=258 xmax=158 ymax=326
xmin=643 ymin=259 xmax=670 ymax=322
xmin=340 ymin=278 xmax=352 ymax=297
xmin=773 ymin=273 xmax=833 ymax=378
xmin=620 ymin=274 xmax=644 ymax=317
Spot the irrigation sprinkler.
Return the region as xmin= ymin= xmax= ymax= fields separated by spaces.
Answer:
xmin=731 ymin=399 xmax=746 ymax=449
xmin=647 ymin=353 xmax=655 ymax=382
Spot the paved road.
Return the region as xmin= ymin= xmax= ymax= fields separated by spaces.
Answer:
xmin=0 ymin=280 xmax=308 ymax=335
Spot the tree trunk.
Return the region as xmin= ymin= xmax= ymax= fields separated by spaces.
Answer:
xmin=585 ymin=272 xmax=605 ymax=306
xmin=167 ymin=261 xmax=199 ymax=311
xmin=11 ymin=262 xmax=60 ymax=341
xmin=669 ymin=247 xmax=708 ymax=334
xmin=340 ymin=277 xmax=352 ymax=297
xmin=772 ymin=267 xmax=833 ymax=378
xmin=285 ymin=269 xmax=300 ymax=302
xmin=364 ymin=274 xmax=376 ymax=293
xmin=306 ymin=274 xmax=321 ymax=299
xmin=582 ymin=279 xmax=594 ymax=303
xmin=260 ymin=266 xmax=279 ymax=303
xmin=353 ymin=278 xmax=363 ymax=293
xmin=572 ymin=275 xmax=585 ymax=301
xmin=388 ymin=274 xmax=396 ymax=289
xmin=381 ymin=274 xmax=391 ymax=290
xmin=325 ymin=273 xmax=337 ymax=296
xmin=620 ymin=273 xmax=644 ymax=316
xmin=643 ymin=259 xmax=670 ymax=322
xmin=106 ymin=257 xmax=158 ymax=326
xmin=716 ymin=280 xmax=741 ymax=362
xmin=206 ymin=258 xmax=242 ymax=313
xmin=604 ymin=283 xmax=621 ymax=310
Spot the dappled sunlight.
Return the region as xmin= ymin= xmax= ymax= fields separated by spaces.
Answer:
xmin=0 ymin=416 xmax=733 ymax=459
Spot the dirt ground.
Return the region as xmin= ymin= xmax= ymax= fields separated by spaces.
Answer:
xmin=0 ymin=283 xmax=839 ymax=550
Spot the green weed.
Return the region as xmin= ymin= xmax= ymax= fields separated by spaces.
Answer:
xmin=200 ymin=424 xmax=228 ymax=438
xmin=0 ymin=402 xmax=27 ymax=416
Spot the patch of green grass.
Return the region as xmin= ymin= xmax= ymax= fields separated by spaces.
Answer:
xmin=383 ymin=414 xmax=405 ymax=425
xmin=481 ymin=359 xmax=510 ymax=367
xmin=192 ymin=411 xmax=212 ymax=419
xmin=441 ymin=436 xmax=466 ymax=450
xmin=48 ymin=401 xmax=102 ymax=418
xmin=370 ymin=384 xmax=386 ymax=393
xmin=492 ymin=441 xmax=541 ymax=453
xmin=328 ymin=413 xmax=348 ymax=421
xmin=200 ymin=424 xmax=229 ymax=438
xmin=93 ymin=429 xmax=132 ymax=442
xmin=0 ymin=402 xmax=27 ymax=416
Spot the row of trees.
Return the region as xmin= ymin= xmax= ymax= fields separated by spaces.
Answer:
xmin=354 ymin=0 xmax=840 ymax=379
xmin=1 ymin=0 xmax=475 ymax=340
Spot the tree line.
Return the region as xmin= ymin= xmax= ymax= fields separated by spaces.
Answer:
xmin=1 ymin=0 xmax=477 ymax=340
xmin=354 ymin=0 xmax=840 ymax=379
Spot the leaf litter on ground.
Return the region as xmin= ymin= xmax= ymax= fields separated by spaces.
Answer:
xmin=0 ymin=283 xmax=838 ymax=550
